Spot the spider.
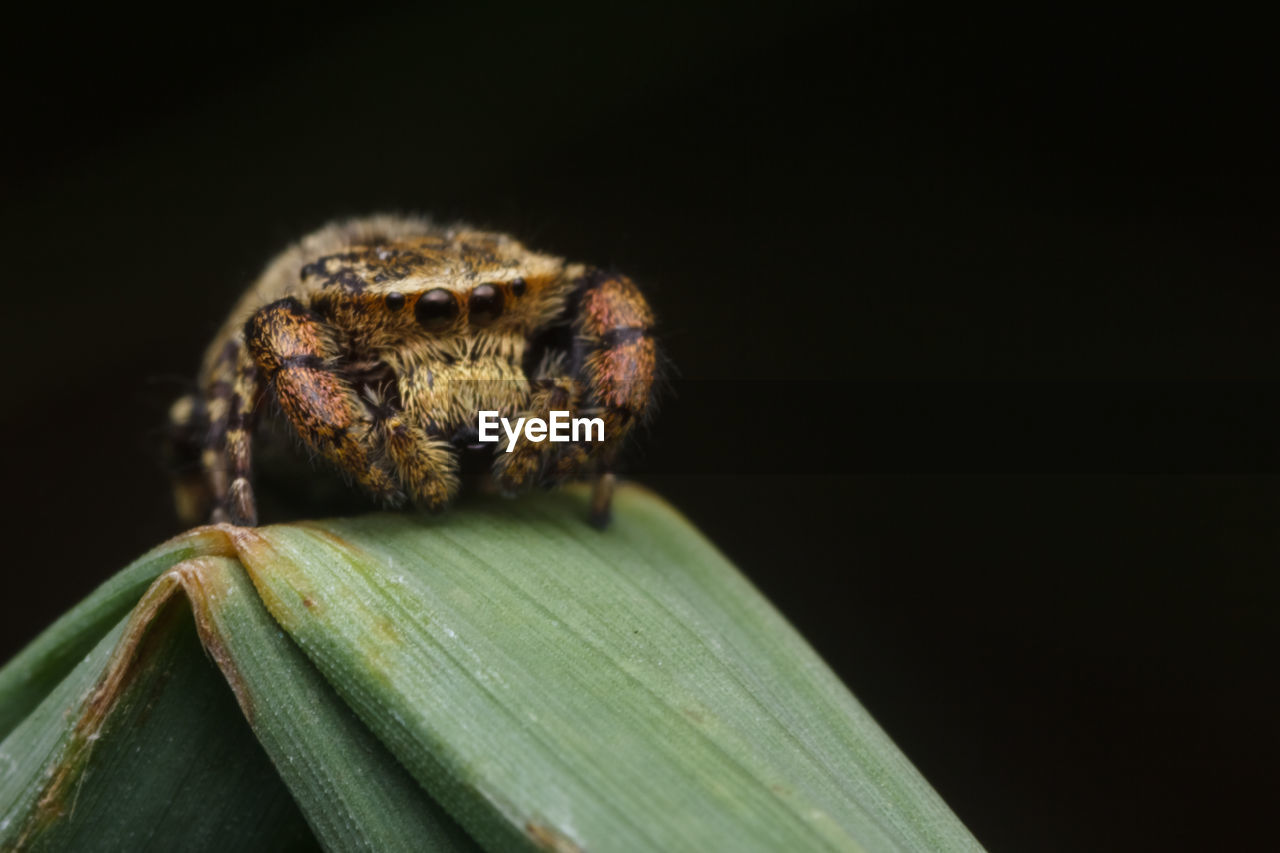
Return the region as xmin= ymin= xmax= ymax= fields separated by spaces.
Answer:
xmin=167 ymin=215 xmax=657 ymax=528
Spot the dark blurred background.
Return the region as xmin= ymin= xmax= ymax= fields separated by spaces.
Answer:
xmin=1 ymin=4 xmax=1277 ymax=850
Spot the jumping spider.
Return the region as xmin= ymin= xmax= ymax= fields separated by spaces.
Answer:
xmin=168 ymin=215 xmax=657 ymax=528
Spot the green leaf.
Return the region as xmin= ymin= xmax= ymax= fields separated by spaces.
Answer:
xmin=0 ymin=560 xmax=316 ymax=851
xmin=232 ymin=485 xmax=981 ymax=852
xmin=0 ymin=528 xmax=231 ymax=740
xmin=1 ymin=552 xmax=475 ymax=851
xmin=1 ymin=485 xmax=982 ymax=852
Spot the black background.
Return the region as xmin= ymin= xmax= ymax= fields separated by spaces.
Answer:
xmin=2 ymin=4 xmax=1277 ymax=850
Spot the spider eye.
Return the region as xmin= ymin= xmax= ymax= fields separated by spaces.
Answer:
xmin=385 ymin=291 xmax=405 ymax=311
xmin=510 ymin=277 xmax=527 ymax=297
xmin=469 ymin=284 xmax=504 ymax=326
xmin=415 ymin=288 xmax=458 ymax=330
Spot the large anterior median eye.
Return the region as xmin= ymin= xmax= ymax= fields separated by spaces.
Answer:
xmin=469 ymin=284 xmax=504 ymax=326
xmin=415 ymin=288 xmax=458 ymax=330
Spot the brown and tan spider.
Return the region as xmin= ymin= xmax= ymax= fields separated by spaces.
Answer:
xmin=167 ymin=215 xmax=657 ymax=528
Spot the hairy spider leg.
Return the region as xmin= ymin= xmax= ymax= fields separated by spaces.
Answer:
xmin=490 ymin=269 xmax=657 ymax=527
xmin=192 ymin=336 xmax=266 ymax=525
xmin=574 ymin=270 xmax=657 ymax=527
xmin=244 ymin=297 xmax=402 ymax=515
xmin=490 ymin=373 xmax=583 ymax=493
xmin=371 ymin=406 xmax=460 ymax=509
xmin=167 ymin=392 xmax=212 ymax=526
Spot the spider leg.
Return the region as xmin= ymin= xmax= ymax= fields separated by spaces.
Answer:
xmin=587 ymin=471 xmax=618 ymax=529
xmin=222 ymin=344 xmax=264 ymax=524
xmin=193 ymin=339 xmax=264 ymax=525
xmin=166 ymin=392 xmax=213 ymax=526
xmin=372 ymin=406 xmax=459 ymax=509
xmin=573 ymin=270 xmax=658 ymax=525
xmin=500 ymin=269 xmax=658 ymax=527
xmin=490 ymin=375 xmax=582 ymax=493
xmin=245 ymin=298 xmax=401 ymax=510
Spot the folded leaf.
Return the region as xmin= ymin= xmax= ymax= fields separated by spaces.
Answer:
xmin=1 ymin=553 xmax=474 ymax=851
xmin=229 ymin=485 xmax=980 ymax=852
xmin=0 ymin=561 xmax=314 ymax=851
xmin=1 ymin=484 xmax=982 ymax=852
xmin=0 ymin=528 xmax=231 ymax=740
